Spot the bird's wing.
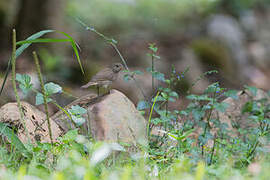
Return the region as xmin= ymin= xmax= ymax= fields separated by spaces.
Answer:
xmin=81 ymin=81 xmax=98 ymax=88
xmin=91 ymin=68 xmax=114 ymax=81
xmin=81 ymin=68 xmax=115 ymax=89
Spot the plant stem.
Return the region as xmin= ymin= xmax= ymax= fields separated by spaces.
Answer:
xmin=209 ymin=134 xmax=217 ymax=165
xmin=147 ymin=91 xmax=160 ymax=137
xmin=33 ymin=51 xmax=53 ymax=146
xmin=152 ymin=55 xmax=154 ymax=92
xmin=11 ymin=29 xmax=30 ymax=142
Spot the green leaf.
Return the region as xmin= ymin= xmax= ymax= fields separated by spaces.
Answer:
xmin=224 ymin=90 xmax=238 ymax=100
xmin=169 ymin=91 xmax=179 ymax=98
xmin=187 ymin=94 xmax=211 ymax=101
xmin=60 ymin=129 xmax=78 ymax=143
xmin=57 ymin=31 xmax=85 ymax=74
xmin=0 ymin=122 xmax=30 ymax=157
xmin=161 ymin=92 xmax=168 ymax=99
xmin=16 ymin=38 xmax=71 ymax=45
xmin=70 ymin=115 xmax=86 ymax=126
xmin=68 ymin=105 xmax=87 ymax=115
xmin=137 ymin=100 xmax=150 ymax=110
xmin=152 ymin=71 xmax=165 ymax=82
xmin=151 ymin=118 xmax=164 ymax=125
xmin=149 ymin=43 xmax=158 ymax=53
xmin=16 ymin=73 xmax=33 ymax=95
xmin=44 ymin=82 xmax=62 ymax=96
xmin=153 ymin=95 xmax=166 ymax=102
xmin=205 ymin=82 xmax=221 ymax=94
xmin=168 ymin=129 xmax=195 ymax=141
xmin=68 ymin=105 xmax=87 ymax=126
xmin=244 ymin=85 xmax=258 ymax=97
xmin=179 ymin=110 xmax=188 ymax=116
xmin=35 ymin=83 xmax=61 ymax=105
xmin=192 ymin=108 xmax=205 ymax=121
xmin=242 ymin=101 xmax=253 ymax=113
xmin=214 ymin=102 xmax=229 ymax=112
xmin=35 ymin=93 xmax=52 ymax=105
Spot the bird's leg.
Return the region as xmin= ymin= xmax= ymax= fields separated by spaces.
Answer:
xmin=97 ymin=85 xmax=100 ymax=96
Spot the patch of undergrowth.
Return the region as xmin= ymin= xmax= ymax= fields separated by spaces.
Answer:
xmin=0 ymin=28 xmax=270 ymax=179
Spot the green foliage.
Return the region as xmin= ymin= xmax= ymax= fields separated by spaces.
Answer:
xmin=0 ymin=122 xmax=30 ymax=157
xmin=35 ymin=82 xmax=62 ymax=105
xmin=68 ymin=105 xmax=87 ymax=126
xmin=0 ymin=30 xmax=84 ymax=97
xmin=15 ymin=73 xmax=33 ymax=95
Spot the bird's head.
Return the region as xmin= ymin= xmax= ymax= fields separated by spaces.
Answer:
xmin=112 ymin=63 xmax=124 ymax=73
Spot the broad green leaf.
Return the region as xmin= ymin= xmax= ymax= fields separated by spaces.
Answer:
xmin=44 ymin=82 xmax=62 ymax=95
xmin=35 ymin=93 xmax=53 ymax=105
xmin=161 ymin=92 xmax=168 ymax=99
xmin=16 ymin=73 xmax=33 ymax=95
xmin=70 ymin=115 xmax=86 ymax=126
xmin=0 ymin=122 xmax=30 ymax=157
xmin=68 ymin=105 xmax=87 ymax=126
xmin=68 ymin=105 xmax=87 ymax=115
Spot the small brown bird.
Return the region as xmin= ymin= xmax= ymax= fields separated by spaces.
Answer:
xmin=81 ymin=63 xmax=123 ymax=95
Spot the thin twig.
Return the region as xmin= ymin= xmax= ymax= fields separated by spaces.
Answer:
xmin=33 ymin=51 xmax=53 ymax=145
xmin=11 ymin=29 xmax=30 ymax=142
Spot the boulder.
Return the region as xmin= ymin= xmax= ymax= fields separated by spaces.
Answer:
xmin=52 ymin=90 xmax=148 ymax=146
xmin=0 ymin=101 xmax=62 ymax=144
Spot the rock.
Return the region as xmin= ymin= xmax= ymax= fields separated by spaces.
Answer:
xmin=208 ymin=14 xmax=245 ymax=48
xmin=89 ymin=90 xmax=147 ymax=145
xmin=52 ymin=90 xmax=148 ymax=147
xmin=207 ymin=14 xmax=251 ymax=80
xmin=0 ymin=101 xmax=62 ymax=144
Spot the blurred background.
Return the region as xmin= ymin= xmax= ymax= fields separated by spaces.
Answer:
xmin=0 ymin=0 xmax=270 ymax=111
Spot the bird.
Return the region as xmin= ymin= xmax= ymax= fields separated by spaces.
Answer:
xmin=81 ymin=63 xmax=123 ymax=95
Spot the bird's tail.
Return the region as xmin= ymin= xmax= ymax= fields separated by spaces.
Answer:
xmin=81 ymin=82 xmax=98 ymax=89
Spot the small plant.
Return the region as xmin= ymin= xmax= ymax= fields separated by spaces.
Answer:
xmin=147 ymin=43 xmax=160 ymax=92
